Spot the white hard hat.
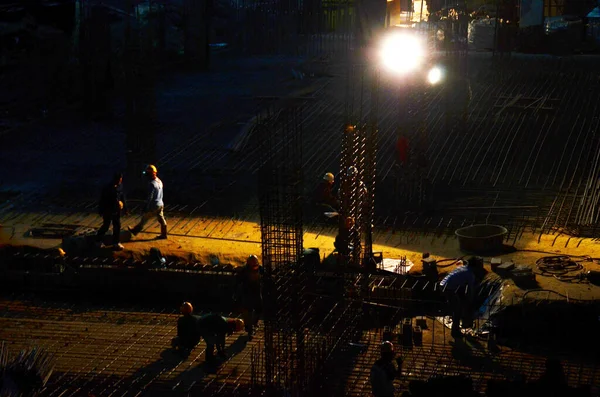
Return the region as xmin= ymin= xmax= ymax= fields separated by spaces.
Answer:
xmin=347 ymin=166 xmax=358 ymax=176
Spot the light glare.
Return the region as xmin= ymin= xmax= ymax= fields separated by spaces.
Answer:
xmin=427 ymin=66 xmax=443 ymax=85
xmin=380 ymin=32 xmax=425 ymax=75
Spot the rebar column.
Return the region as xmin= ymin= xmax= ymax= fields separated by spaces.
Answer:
xmin=339 ymin=64 xmax=379 ymax=270
xmin=339 ymin=124 xmax=367 ymax=267
xmin=257 ymin=107 xmax=304 ymax=395
xmin=363 ymin=69 xmax=380 ymax=270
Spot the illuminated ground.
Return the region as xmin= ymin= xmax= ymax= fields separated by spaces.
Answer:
xmin=2 ymin=206 xmax=600 ymax=302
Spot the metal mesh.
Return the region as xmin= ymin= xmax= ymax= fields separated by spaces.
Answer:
xmin=257 ymin=106 xmax=304 ymax=394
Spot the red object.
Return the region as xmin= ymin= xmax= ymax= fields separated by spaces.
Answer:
xmin=396 ymin=136 xmax=409 ymax=164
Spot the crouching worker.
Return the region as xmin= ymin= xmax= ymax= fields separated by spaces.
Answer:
xmin=197 ymin=313 xmax=245 ymax=363
xmin=171 ymin=302 xmax=200 ymax=353
xmin=440 ymin=256 xmax=485 ymax=339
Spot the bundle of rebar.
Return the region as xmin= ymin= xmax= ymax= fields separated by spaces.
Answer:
xmin=0 ymin=342 xmax=55 ymax=397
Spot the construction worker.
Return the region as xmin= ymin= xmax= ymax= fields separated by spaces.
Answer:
xmin=396 ymin=135 xmax=409 ymax=165
xmin=234 ymin=255 xmax=263 ymax=341
xmin=96 ymin=172 xmax=127 ymax=250
xmin=128 ymin=164 xmax=167 ymax=239
xmin=171 ymin=302 xmax=201 ymax=352
xmin=334 ymin=216 xmax=355 ymax=257
xmin=440 ymin=256 xmax=484 ymax=339
xmin=197 ymin=313 xmax=245 ymax=363
xmin=314 ymin=172 xmax=338 ymax=211
xmin=370 ymin=341 xmax=402 ymax=397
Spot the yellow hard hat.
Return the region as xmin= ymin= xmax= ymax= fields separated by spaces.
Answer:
xmin=146 ymin=164 xmax=157 ymax=174
xmin=323 ymin=172 xmax=334 ymax=183
xmin=180 ymin=302 xmax=193 ymax=315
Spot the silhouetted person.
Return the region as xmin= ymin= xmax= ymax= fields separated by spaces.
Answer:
xmin=396 ymin=136 xmax=409 ymax=165
xmin=96 ymin=172 xmax=127 ymax=250
xmin=234 ymin=255 xmax=263 ymax=341
xmin=314 ymin=172 xmax=338 ymax=210
xmin=197 ymin=313 xmax=244 ymax=363
xmin=537 ymin=358 xmax=568 ymax=396
xmin=370 ymin=341 xmax=402 ymax=397
xmin=334 ymin=216 xmax=355 ymax=257
xmin=172 ymin=302 xmax=201 ymax=352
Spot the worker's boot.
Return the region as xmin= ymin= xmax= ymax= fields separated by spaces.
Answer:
xmin=127 ymin=225 xmax=141 ymax=237
xmin=156 ymin=225 xmax=167 ymax=240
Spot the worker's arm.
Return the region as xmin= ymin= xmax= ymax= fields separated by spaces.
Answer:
xmin=119 ymin=187 xmax=128 ymax=214
xmin=145 ymin=182 xmax=157 ymax=210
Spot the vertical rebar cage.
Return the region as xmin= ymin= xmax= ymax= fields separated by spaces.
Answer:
xmin=340 ymin=65 xmax=379 ymax=269
xmin=257 ymin=106 xmax=305 ymax=395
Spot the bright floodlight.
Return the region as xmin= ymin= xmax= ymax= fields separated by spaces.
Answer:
xmin=380 ymin=32 xmax=426 ymax=75
xmin=427 ymin=66 xmax=443 ymax=85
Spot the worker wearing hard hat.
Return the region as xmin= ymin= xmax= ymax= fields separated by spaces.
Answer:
xmin=128 ymin=164 xmax=168 ymax=239
xmin=234 ymin=255 xmax=263 ymax=341
xmin=197 ymin=313 xmax=245 ymax=364
xmin=370 ymin=341 xmax=402 ymax=397
xmin=171 ymin=302 xmax=245 ymax=363
xmin=172 ymin=302 xmax=201 ymax=352
xmin=314 ymin=172 xmax=339 ymax=211
xmin=96 ymin=172 xmax=127 ymax=250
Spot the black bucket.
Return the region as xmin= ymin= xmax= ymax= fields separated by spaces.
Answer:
xmin=455 ymin=224 xmax=507 ymax=254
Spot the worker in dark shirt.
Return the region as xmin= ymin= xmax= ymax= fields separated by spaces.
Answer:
xmin=334 ymin=216 xmax=355 ymax=257
xmin=96 ymin=172 xmax=127 ymax=250
xmin=197 ymin=313 xmax=245 ymax=363
xmin=234 ymin=255 xmax=263 ymax=341
xmin=370 ymin=341 xmax=402 ymax=397
xmin=171 ymin=302 xmax=201 ymax=351
xmin=396 ymin=135 xmax=409 ymax=165
xmin=314 ymin=172 xmax=338 ymax=210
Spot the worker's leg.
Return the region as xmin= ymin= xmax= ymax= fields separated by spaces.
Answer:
xmin=96 ymin=214 xmax=112 ymax=242
xmin=450 ymin=295 xmax=462 ymax=338
xmin=111 ymin=214 xmax=121 ymax=245
xmin=216 ymin=333 xmax=227 ymax=357
xmin=254 ymin=301 xmax=262 ymax=327
xmin=156 ymin=206 xmax=167 ymax=238
xmin=204 ymin=334 xmax=216 ymax=362
xmin=241 ymin=307 xmax=253 ymax=340
xmin=130 ymin=211 xmax=154 ymax=235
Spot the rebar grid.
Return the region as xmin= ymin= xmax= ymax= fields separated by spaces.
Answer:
xmin=233 ymin=0 xmax=356 ymax=57
xmin=323 ymin=328 xmax=600 ymax=396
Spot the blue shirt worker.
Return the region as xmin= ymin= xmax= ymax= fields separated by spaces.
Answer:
xmin=128 ymin=164 xmax=168 ymax=239
xmin=440 ymin=256 xmax=482 ymax=339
